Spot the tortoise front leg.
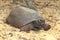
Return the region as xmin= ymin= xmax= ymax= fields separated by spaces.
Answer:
xmin=20 ymin=23 xmax=34 ymax=32
xmin=42 ymin=24 xmax=51 ymax=31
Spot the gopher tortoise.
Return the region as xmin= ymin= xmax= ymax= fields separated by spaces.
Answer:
xmin=6 ymin=6 xmax=51 ymax=32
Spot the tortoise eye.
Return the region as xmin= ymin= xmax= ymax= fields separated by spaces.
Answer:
xmin=38 ymin=19 xmax=45 ymax=25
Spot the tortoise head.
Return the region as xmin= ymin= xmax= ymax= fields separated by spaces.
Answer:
xmin=38 ymin=19 xmax=51 ymax=31
xmin=32 ymin=19 xmax=51 ymax=31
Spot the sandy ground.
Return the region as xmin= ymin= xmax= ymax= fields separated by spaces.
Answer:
xmin=0 ymin=0 xmax=60 ymax=40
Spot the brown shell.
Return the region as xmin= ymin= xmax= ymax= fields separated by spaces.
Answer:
xmin=7 ymin=6 xmax=43 ymax=27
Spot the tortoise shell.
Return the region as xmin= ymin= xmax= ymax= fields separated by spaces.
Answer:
xmin=7 ymin=6 xmax=43 ymax=27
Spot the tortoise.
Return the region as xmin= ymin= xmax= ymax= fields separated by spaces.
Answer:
xmin=6 ymin=6 xmax=51 ymax=32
